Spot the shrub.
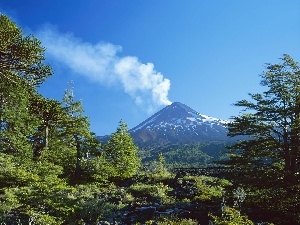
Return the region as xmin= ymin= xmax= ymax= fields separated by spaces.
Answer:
xmin=145 ymin=218 xmax=198 ymax=225
xmin=179 ymin=175 xmax=231 ymax=202
xmin=128 ymin=182 xmax=173 ymax=204
xmin=209 ymin=206 xmax=254 ymax=225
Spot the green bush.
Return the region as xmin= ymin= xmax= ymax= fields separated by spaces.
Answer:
xmin=128 ymin=182 xmax=173 ymax=204
xmin=209 ymin=207 xmax=254 ymax=225
xmin=146 ymin=153 xmax=175 ymax=182
xmin=179 ymin=175 xmax=231 ymax=201
xmin=145 ymin=218 xmax=198 ymax=225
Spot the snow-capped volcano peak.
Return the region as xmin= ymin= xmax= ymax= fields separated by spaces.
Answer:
xmin=130 ymin=102 xmax=230 ymax=146
xmin=132 ymin=102 xmax=228 ymax=131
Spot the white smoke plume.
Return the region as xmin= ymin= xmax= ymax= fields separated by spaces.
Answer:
xmin=37 ymin=27 xmax=172 ymax=112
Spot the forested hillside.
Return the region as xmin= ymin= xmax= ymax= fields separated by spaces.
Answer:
xmin=139 ymin=142 xmax=229 ymax=168
xmin=0 ymin=14 xmax=299 ymax=225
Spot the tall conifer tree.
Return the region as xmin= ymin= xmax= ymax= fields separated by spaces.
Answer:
xmin=227 ymin=54 xmax=300 ymax=183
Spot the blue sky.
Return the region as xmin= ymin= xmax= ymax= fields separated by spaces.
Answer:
xmin=1 ymin=1 xmax=299 ymax=135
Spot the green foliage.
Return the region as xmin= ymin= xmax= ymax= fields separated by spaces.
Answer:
xmin=29 ymin=94 xmax=67 ymax=157
xmin=178 ymin=175 xmax=231 ymax=202
xmin=209 ymin=207 xmax=255 ymax=225
xmin=146 ymin=153 xmax=174 ymax=182
xmin=77 ymin=198 xmax=117 ymax=224
xmin=0 ymin=15 xmax=104 ymax=224
xmin=1 ymin=14 xmax=297 ymax=225
xmin=103 ymin=120 xmax=140 ymax=180
xmin=227 ymin=54 xmax=300 ymax=183
xmin=225 ymin=55 xmax=300 ymax=224
xmin=145 ymin=218 xmax=198 ymax=225
xmin=242 ymin=184 xmax=300 ymax=225
xmin=140 ymin=142 xmax=228 ymax=168
xmin=0 ymin=14 xmax=52 ymax=161
xmin=129 ymin=182 xmax=173 ymax=204
xmin=0 ymin=153 xmax=37 ymax=189
xmin=60 ymin=83 xmax=100 ymax=182
xmin=164 ymin=144 xmax=213 ymax=168
xmin=67 ymin=184 xmax=120 ymax=224
xmin=0 ymin=161 xmax=77 ymax=224
xmin=81 ymin=155 xmax=115 ymax=183
xmin=0 ymin=14 xmax=52 ymax=86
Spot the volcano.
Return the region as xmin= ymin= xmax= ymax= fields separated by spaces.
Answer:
xmin=129 ymin=102 xmax=230 ymax=147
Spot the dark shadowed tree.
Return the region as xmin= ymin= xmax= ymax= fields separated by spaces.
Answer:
xmin=224 ymin=55 xmax=300 ymax=224
xmin=29 ymin=94 xmax=67 ymax=158
xmin=227 ymin=54 xmax=300 ymax=184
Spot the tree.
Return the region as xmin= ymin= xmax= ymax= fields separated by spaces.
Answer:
xmin=227 ymin=54 xmax=300 ymax=183
xmin=29 ymin=94 xmax=67 ymax=158
xmin=103 ymin=120 xmax=140 ymax=180
xmin=0 ymin=14 xmax=52 ymax=158
xmin=61 ymin=83 xmax=98 ymax=182
xmin=0 ymin=14 xmax=52 ymax=86
xmin=0 ymin=14 xmax=110 ymax=224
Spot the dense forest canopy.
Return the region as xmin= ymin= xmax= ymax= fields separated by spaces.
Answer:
xmin=0 ymin=14 xmax=299 ymax=225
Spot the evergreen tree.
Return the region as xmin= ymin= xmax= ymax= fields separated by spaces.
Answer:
xmin=0 ymin=14 xmax=52 ymax=158
xmin=0 ymin=14 xmax=107 ymax=224
xmin=61 ymin=83 xmax=97 ymax=182
xmin=225 ymin=55 xmax=300 ymax=224
xmin=103 ymin=120 xmax=140 ymax=180
xmin=29 ymin=94 xmax=67 ymax=158
xmin=0 ymin=14 xmax=52 ymax=86
xmin=227 ymin=54 xmax=300 ymax=184
xmin=0 ymin=15 xmax=76 ymax=224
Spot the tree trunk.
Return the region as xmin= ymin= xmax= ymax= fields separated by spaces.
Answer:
xmin=283 ymin=131 xmax=292 ymax=181
xmin=44 ymin=124 xmax=49 ymax=149
xmin=74 ymin=135 xmax=81 ymax=180
xmin=289 ymin=124 xmax=299 ymax=183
